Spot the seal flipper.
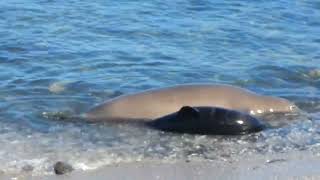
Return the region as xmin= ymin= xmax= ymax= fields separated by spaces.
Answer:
xmin=177 ymin=106 xmax=200 ymax=120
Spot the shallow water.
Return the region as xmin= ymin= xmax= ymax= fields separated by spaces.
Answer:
xmin=0 ymin=0 xmax=320 ymax=176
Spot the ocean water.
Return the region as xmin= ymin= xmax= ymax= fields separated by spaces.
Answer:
xmin=0 ymin=0 xmax=320 ymax=176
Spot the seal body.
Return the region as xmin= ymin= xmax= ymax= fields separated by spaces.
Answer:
xmin=147 ymin=106 xmax=266 ymax=135
xmin=86 ymin=84 xmax=297 ymax=121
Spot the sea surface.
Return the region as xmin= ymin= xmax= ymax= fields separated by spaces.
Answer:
xmin=0 ymin=0 xmax=320 ymax=176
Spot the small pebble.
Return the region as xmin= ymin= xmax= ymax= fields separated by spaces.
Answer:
xmin=22 ymin=164 xmax=34 ymax=172
xmin=54 ymin=161 xmax=74 ymax=175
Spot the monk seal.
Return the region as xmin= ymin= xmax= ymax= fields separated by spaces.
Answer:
xmin=85 ymin=84 xmax=297 ymax=121
xmin=147 ymin=106 xmax=266 ymax=135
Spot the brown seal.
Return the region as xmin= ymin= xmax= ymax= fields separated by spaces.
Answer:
xmin=85 ymin=84 xmax=297 ymax=121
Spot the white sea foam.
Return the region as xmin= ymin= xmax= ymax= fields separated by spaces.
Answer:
xmin=0 ymin=112 xmax=317 ymax=176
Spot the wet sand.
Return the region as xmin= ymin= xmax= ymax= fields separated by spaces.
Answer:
xmin=3 ymin=150 xmax=320 ymax=180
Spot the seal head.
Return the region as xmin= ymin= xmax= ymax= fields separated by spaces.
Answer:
xmin=147 ymin=106 xmax=266 ymax=135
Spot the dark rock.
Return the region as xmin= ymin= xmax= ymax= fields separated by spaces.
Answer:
xmin=54 ymin=161 xmax=74 ymax=175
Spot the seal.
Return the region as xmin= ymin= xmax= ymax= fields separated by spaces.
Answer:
xmin=147 ymin=106 xmax=266 ymax=135
xmin=85 ymin=84 xmax=297 ymax=121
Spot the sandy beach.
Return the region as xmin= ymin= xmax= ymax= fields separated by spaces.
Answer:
xmin=3 ymin=150 xmax=319 ymax=180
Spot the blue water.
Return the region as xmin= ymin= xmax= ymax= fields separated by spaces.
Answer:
xmin=0 ymin=0 xmax=320 ymax=176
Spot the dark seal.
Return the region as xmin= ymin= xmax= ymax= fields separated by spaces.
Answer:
xmin=147 ymin=106 xmax=266 ymax=135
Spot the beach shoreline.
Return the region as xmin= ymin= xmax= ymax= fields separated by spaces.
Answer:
xmin=4 ymin=150 xmax=320 ymax=180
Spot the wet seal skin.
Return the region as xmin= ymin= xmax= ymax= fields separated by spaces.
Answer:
xmin=147 ymin=106 xmax=267 ymax=135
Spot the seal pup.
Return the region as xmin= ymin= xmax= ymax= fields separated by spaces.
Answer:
xmin=86 ymin=84 xmax=297 ymax=121
xmin=147 ymin=106 xmax=266 ymax=135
